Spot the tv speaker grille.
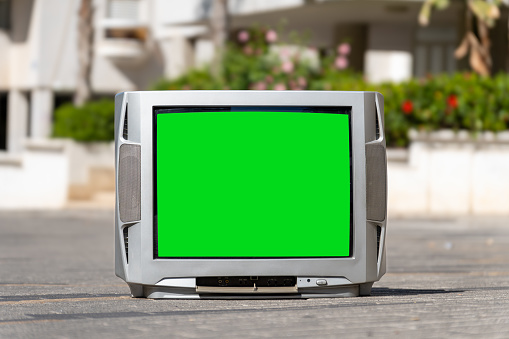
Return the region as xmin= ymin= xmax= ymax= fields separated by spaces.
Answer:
xmin=366 ymin=144 xmax=386 ymax=222
xmin=119 ymin=144 xmax=141 ymax=222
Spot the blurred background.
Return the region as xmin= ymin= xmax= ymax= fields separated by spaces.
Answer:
xmin=0 ymin=0 xmax=508 ymax=217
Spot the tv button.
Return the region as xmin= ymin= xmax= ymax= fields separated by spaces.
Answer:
xmin=316 ymin=279 xmax=327 ymax=286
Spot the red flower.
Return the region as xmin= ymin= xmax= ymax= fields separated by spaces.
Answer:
xmin=401 ymin=100 xmax=413 ymax=115
xmin=447 ymin=94 xmax=458 ymax=109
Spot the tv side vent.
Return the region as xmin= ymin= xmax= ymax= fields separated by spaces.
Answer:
xmin=365 ymin=144 xmax=387 ymax=222
xmin=122 ymin=104 xmax=128 ymax=140
xmin=375 ymin=114 xmax=380 ymax=140
xmin=118 ymin=144 xmax=141 ymax=222
xmin=376 ymin=225 xmax=381 ymax=258
xmin=123 ymin=227 xmax=129 ymax=263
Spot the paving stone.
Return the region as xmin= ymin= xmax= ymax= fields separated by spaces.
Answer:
xmin=0 ymin=211 xmax=508 ymax=338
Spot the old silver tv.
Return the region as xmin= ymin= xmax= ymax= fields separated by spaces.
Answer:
xmin=115 ymin=91 xmax=387 ymax=299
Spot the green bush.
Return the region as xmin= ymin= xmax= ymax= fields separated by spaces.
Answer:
xmin=152 ymin=26 xmax=322 ymax=92
xmin=152 ymin=25 xmax=509 ymax=147
xmin=52 ymin=99 xmax=115 ymax=142
xmin=376 ymin=73 xmax=509 ymax=146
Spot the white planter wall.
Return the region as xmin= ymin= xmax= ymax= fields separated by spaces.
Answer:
xmin=0 ymin=140 xmax=114 ymax=210
xmin=0 ymin=141 xmax=69 ymax=210
xmin=1 ymin=133 xmax=508 ymax=215
xmin=388 ymin=131 xmax=509 ymax=217
xmin=67 ymin=141 xmax=115 ymax=187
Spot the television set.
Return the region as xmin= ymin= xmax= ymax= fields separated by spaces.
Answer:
xmin=114 ymin=91 xmax=387 ymax=299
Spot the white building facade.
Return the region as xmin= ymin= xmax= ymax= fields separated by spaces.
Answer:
xmin=1 ymin=0 xmax=507 ymax=211
xmin=0 ymin=0 xmax=480 ymax=154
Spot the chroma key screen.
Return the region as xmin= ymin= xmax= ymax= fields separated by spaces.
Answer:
xmin=154 ymin=107 xmax=352 ymax=258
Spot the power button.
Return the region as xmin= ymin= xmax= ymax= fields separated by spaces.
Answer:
xmin=316 ymin=279 xmax=328 ymax=286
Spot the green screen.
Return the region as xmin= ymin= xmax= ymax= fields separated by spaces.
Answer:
xmin=155 ymin=110 xmax=351 ymax=257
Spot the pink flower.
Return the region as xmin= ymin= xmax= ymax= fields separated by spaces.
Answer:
xmin=265 ymin=75 xmax=274 ymax=83
xmin=274 ymin=83 xmax=286 ymax=91
xmin=251 ymin=82 xmax=267 ymax=90
xmin=335 ymin=56 xmax=348 ymax=70
xmin=265 ymin=30 xmax=277 ymax=43
xmin=282 ymin=61 xmax=294 ymax=73
xmin=237 ymin=30 xmax=249 ymax=43
xmin=279 ymin=48 xmax=290 ymax=58
xmin=243 ymin=46 xmax=253 ymax=55
xmin=297 ymin=77 xmax=307 ymax=88
xmin=337 ymin=43 xmax=351 ymax=56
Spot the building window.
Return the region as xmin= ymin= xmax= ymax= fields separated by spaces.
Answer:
xmin=105 ymin=0 xmax=145 ymax=41
xmin=105 ymin=27 xmax=146 ymax=41
xmin=108 ymin=0 xmax=139 ymax=20
xmin=0 ymin=0 xmax=11 ymax=31
xmin=0 ymin=93 xmax=8 ymax=151
xmin=414 ymin=26 xmax=457 ymax=77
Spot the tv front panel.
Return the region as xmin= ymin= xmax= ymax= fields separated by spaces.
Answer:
xmin=115 ymin=91 xmax=387 ymax=299
xmin=155 ymin=107 xmax=352 ymax=258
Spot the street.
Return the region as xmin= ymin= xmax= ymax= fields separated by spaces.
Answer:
xmin=1 ymin=210 xmax=508 ymax=338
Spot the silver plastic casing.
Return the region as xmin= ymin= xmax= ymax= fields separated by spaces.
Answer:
xmin=114 ymin=91 xmax=387 ymax=299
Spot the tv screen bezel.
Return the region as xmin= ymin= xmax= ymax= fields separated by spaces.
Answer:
xmin=152 ymin=106 xmax=354 ymax=259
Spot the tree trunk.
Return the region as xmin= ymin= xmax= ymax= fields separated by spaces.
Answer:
xmin=74 ymin=0 xmax=94 ymax=107
xmin=210 ymin=0 xmax=229 ymax=79
xmin=477 ymin=19 xmax=492 ymax=72
xmin=507 ymin=8 xmax=509 ymax=72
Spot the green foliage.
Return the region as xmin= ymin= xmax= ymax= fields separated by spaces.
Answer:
xmin=53 ymin=26 xmax=509 ymax=145
xmin=52 ymin=99 xmax=115 ymax=142
xmin=419 ymin=0 xmax=501 ymax=28
xmin=152 ymin=26 xmax=322 ymax=91
xmin=419 ymin=0 xmax=450 ymax=26
xmin=150 ymin=27 xmax=509 ymax=147
xmin=377 ymin=73 xmax=509 ymax=146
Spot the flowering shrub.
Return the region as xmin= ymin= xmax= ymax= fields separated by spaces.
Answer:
xmin=153 ymin=26 xmax=323 ymax=91
xmin=152 ymin=27 xmax=509 ymax=147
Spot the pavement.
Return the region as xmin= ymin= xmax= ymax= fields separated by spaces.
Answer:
xmin=0 ymin=209 xmax=508 ymax=338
